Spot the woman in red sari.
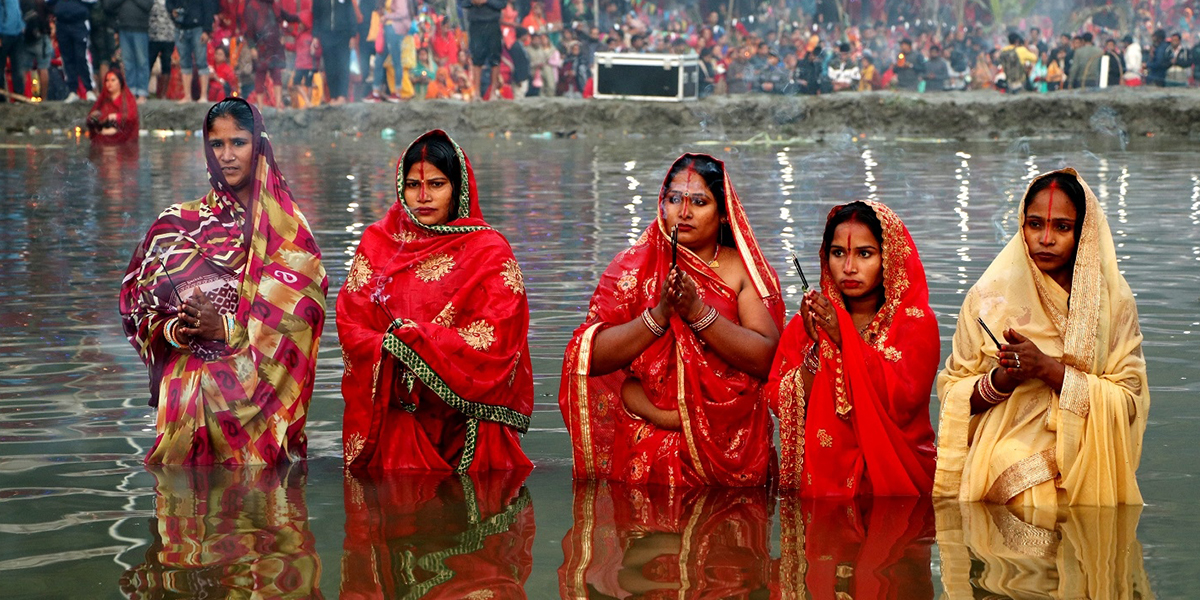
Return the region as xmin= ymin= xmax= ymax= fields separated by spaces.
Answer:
xmin=560 ymin=154 xmax=784 ymax=488
xmin=766 ymin=201 xmax=938 ymax=496
xmin=119 ymin=98 xmax=327 ymax=464
xmin=339 ymin=130 xmax=533 ymax=473
xmin=87 ymin=70 xmax=139 ymax=144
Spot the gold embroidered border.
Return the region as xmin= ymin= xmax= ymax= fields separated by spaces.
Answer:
xmin=1059 ymin=365 xmax=1090 ymax=418
xmin=983 ymin=448 xmax=1057 ymax=504
xmin=987 ymin=504 xmax=1060 ymax=559
xmin=574 ymin=324 xmax=603 ymax=479
xmin=676 ymin=350 xmax=710 ymax=484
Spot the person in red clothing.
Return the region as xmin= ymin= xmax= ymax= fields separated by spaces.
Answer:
xmin=207 ymin=45 xmax=238 ymax=100
xmin=766 ymin=201 xmax=939 ymax=496
xmin=88 ymin=70 xmax=139 ymax=144
xmin=339 ymin=130 xmax=533 ymax=473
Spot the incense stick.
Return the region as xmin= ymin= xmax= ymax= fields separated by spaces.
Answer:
xmin=976 ymin=317 xmax=1002 ymax=349
xmin=790 ymin=252 xmax=809 ymax=291
xmin=670 ymin=225 xmax=679 ymax=270
xmin=151 ymin=246 xmax=185 ymax=306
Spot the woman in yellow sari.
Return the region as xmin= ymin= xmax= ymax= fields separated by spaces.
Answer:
xmin=934 ymin=168 xmax=1149 ymax=506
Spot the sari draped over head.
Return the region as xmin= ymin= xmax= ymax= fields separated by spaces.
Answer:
xmin=766 ymin=201 xmax=939 ymax=496
xmin=120 ymin=464 xmax=324 ymax=599
xmin=934 ymin=168 xmax=1150 ymax=507
xmin=341 ymin=470 xmax=535 ymax=600
xmin=339 ymin=130 xmax=533 ymax=473
xmin=88 ymin=71 xmax=140 ymax=144
xmin=559 ymin=153 xmax=784 ymax=488
xmin=119 ymin=98 xmax=328 ymax=465
xmin=773 ymin=496 xmax=935 ymax=600
xmin=558 ymin=481 xmax=773 ymax=599
xmin=935 ymin=501 xmax=1152 ymax=599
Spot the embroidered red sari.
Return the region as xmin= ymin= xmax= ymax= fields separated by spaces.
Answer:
xmin=766 ymin=202 xmax=938 ymax=496
xmin=341 ymin=470 xmax=535 ymax=600
xmin=339 ymin=130 xmax=533 ymax=473
xmin=559 ymin=481 xmax=773 ymax=599
xmin=559 ymin=153 xmax=784 ymax=487
xmin=119 ymin=99 xmax=327 ymax=465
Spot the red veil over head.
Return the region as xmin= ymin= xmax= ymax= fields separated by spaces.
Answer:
xmin=767 ymin=201 xmax=938 ymax=496
xmin=88 ymin=69 xmax=139 ymax=144
xmin=559 ymin=153 xmax=784 ymax=488
xmin=339 ymin=130 xmax=534 ymax=473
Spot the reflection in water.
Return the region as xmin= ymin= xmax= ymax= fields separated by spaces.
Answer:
xmin=936 ymin=501 xmax=1152 ymax=599
xmin=119 ymin=464 xmax=323 ymax=599
xmin=559 ymin=481 xmax=773 ymax=599
xmin=776 ymin=496 xmax=934 ymax=600
xmin=341 ymin=470 xmax=534 ymax=599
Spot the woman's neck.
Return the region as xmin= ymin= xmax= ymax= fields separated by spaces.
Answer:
xmin=843 ymin=291 xmax=883 ymax=327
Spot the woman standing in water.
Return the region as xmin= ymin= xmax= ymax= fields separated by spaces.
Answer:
xmin=339 ymin=130 xmax=534 ymax=473
xmin=119 ymin=98 xmax=328 ymax=464
xmin=87 ymin=70 xmax=139 ymax=144
xmin=560 ymin=154 xmax=783 ymax=487
xmin=935 ymin=169 xmax=1149 ymax=506
xmin=767 ymin=201 xmax=939 ymax=496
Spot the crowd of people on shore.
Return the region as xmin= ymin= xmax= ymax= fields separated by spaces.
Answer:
xmin=2 ymin=0 xmax=1199 ymax=109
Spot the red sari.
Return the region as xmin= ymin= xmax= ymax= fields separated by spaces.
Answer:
xmin=341 ymin=470 xmax=535 ymax=599
xmin=559 ymin=153 xmax=784 ymax=488
xmin=773 ymin=495 xmax=935 ymax=600
xmin=119 ymin=99 xmax=327 ymax=465
xmin=339 ymin=130 xmax=533 ymax=473
xmin=766 ymin=202 xmax=938 ymax=496
xmin=559 ymin=481 xmax=773 ymax=599
xmin=87 ymin=71 xmax=139 ymax=144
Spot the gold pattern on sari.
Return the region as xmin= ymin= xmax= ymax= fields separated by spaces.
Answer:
xmin=433 ymin=302 xmax=457 ymax=327
xmin=818 ymin=429 xmax=834 ymax=448
xmin=344 ymin=433 xmax=366 ymax=464
xmin=458 ymin=320 xmax=496 ymax=351
xmin=415 ymin=253 xmax=455 ymax=282
xmin=501 ymin=259 xmax=525 ymax=295
xmin=345 ymin=253 xmax=372 ymax=292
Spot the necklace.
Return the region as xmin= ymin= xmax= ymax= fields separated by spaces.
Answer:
xmin=709 ymin=245 xmax=721 ymax=268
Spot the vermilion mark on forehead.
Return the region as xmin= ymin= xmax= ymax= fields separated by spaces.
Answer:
xmin=1042 ymin=180 xmax=1057 ymax=245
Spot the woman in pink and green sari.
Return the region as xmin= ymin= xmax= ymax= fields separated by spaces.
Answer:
xmin=119 ymin=98 xmax=327 ymax=465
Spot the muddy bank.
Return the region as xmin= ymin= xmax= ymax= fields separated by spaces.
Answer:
xmin=3 ymin=88 xmax=1199 ymax=140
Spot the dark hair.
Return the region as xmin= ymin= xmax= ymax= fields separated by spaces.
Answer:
xmin=206 ymin=99 xmax=254 ymax=133
xmin=822 ymin=201 xmax=884 ymax=260
xmin=900 ymin=37 xmax=912 ymax=47
xmin=1081 ymin=32 xmax=1093 ymax=43
xmin=1023 ymin=172 xmax=1086 ymax=241
xmin=1008 ymin=32 xmax=1021 ymax=44
xmin=1152 ymin=28 xmax=1166 ymax=42
xmin=930 ymin=44 xmax=941 ymax=53
xmin=1030 ymin=26 xmax=1041 ymax=34
xmin=838 ymin=42 xmax=851 ymax=53
xmin=663 ymin=156 xmax=733 ymax=246
xmin=403 ymin=135 xmax=463 ymax=214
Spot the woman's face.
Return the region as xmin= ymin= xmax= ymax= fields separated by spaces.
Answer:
xmin=661 ymin=168 xmax=721 ymax=251
xmin=105 ymin=73 xmax=121 ymax=97
xmin=208 ymin=115 xmax=254 ymax=195
xmin=403 ymin=160 xmax=455 ymax=226
xmin=827 ymin=220 xmax=883 ymax=301
xmin=1023 ymin=186 xmax=1079 ymax=278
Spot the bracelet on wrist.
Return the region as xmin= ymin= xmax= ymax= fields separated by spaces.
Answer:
xmin=164 ymin=317 xmax=184 ymax=349
xmin=641 ymin=308 xmax=667 ymax=337
xmin=803 ymin=343 xmax=820 ymax=373
xmin=222 ymin=313 xmax=236 ymax=345
xmin=687 ymin=305 xmax=719 ymax=333
xmin=977 ymin=368 xmax=1011 ymax=405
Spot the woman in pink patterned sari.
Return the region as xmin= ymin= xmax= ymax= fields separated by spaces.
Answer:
xmin=119 ymin=98 xmax=327 ymax=465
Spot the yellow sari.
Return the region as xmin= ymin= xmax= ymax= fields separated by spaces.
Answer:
xmin=934 ymin=168 xmax=1149 ymax=507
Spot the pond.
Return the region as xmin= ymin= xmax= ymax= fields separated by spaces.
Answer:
xmin=1 ymin=130 xmax=1198 ymax=598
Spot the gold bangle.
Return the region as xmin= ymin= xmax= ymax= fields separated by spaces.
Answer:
xmin=687 ymin=305 xmax=719 ymax=333
xmin=164 ymin=317 xmax=183 ymax=348
xmin=641 ymin=308 xmax=667 ymax=337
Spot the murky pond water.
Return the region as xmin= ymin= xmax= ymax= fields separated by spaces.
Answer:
xmin=2 ymin=130 xmax=1198 ymax=598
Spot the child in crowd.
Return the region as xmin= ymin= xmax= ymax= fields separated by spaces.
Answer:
xmin=208 ymin=45 xmax=238 ymax=100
